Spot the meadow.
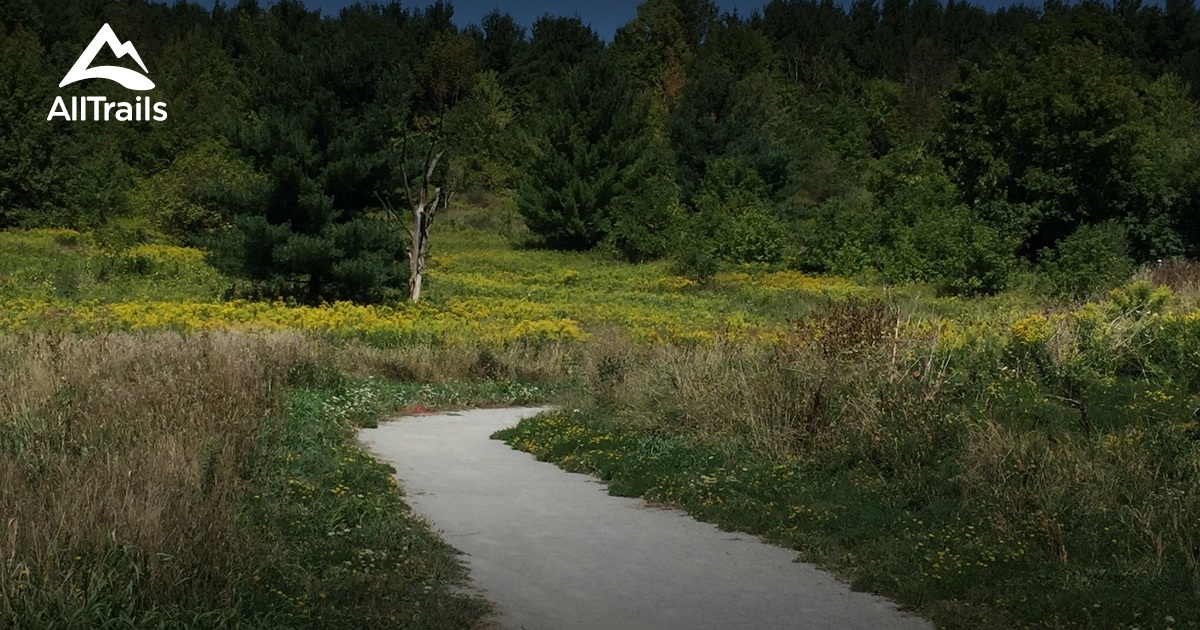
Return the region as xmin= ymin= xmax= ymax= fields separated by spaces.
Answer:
xmin=1 ymin=224 xmax=1198 ymax=628
xmin=0 ymin=226 xmax=1032 ymax=345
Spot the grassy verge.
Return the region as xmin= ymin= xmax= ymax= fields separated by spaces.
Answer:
xmin=496 ymin=409 xmax=1196 ymax=629
xmin=495 ymin=292 xmax=1200 ymax=630
xmin=230 ymin=382 xmax=495 ymax=628
xmin=0 ymin=330 xmax=562 ymax=628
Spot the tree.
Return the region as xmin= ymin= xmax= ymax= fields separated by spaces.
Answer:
xmin=508 ymin=16 xmax=604 ymax=108
xmin=1135 ymin=73 xmax=1200 ymax=257
xmin=420 ymin=31 xmax=477 ymax=114
xmin=798 ymin=142 xmax=1014 ymax=294
xmin=476 ymin=10 xmax=525 ymax=79
xmin=445 ymin=70 xmax=523 ymax=192
xmin=675 ymin=157 xmax=788 ymax=277
xmin=381 ymin=129 xmax=451 ymax=303
xmin=942 ymin=37 xmax=1148 ymax=260
xmin=516 ymin=57 xmax=680 ymax=261
xmin=867 ymin=143 xmax=1013 ymax=294
xmin=668 ymin=39 xmax=798 ymax=207
xmin=128 ymin=140 xmax=262 ymax=242
xmin=1039 ymin=221 xmax=1134 ymax=299
xmin=0 ymin=27 xmax=60 ymax=227
xmin=611 ymin=0 xmax=692 ymax=113
xmin=0 ymin=26 xmax=129 ymax=229
xmin=209 ymin=4 xmax=412 ymax=304
xmin=384 ymin=31 xmax=477 ymax=303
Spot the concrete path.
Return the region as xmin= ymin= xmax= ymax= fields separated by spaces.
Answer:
xmin=359 ymin=408 xmax=931 ymax=630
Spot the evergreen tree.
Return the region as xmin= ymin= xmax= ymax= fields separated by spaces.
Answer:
xmin=516 ymin=57 xmax=680 ymax=261
xmin=208 ymin=3 xmax=413 ymax=304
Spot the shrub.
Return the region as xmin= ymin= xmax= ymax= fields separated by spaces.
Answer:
xmin=673 ymin=157 xmax=787 ymax=277
xmin=604 ymin=173 xmax=685 ymax=263
xmin=128 ymin=141 xmax=263 ymax=243
xmin=671 ymin=226 xmax=721 ymax=280
xmin=798 ymin=145 xmax=1014 ymax=294
xmin=207 ymin=215 xmax=408 ymax=305
xmin=1039 ymin=221 xmax=1134 ymax=300
xmin=727 ymin=208 xmax=788 ymax=264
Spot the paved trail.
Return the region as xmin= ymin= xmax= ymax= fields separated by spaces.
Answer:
xmin=359 ymin=408 xmax=931 ymax=630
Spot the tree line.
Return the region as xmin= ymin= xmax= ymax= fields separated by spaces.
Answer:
xmin=2 ymin=0 xmax=1200 ymax=301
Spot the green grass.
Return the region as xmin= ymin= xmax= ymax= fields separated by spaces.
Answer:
xmin=0 ymin=229 xmax=223 ymax=302
xmin=300 ymin=373 xmax=569 ymax=429
xmin=495 ymin=408 xmax=1198 ymax=630
xmin=426 ymin=228 xmax=1041 ymax=330
xmin=0 ymin=226 xmax=1042 ymax=344
xmin=2 ymin=222 xmax=1192 ymax=629
xmin=231 ymin=383 xmax=493 ymax=628
xmin=490 ymin=293 xmax=1200 ymax=630
xmin=229 ymin=374 xmax=567 ymax=626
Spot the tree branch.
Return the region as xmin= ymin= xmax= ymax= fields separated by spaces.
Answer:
xmin=399 ymin=133 xmax=415 ymax=207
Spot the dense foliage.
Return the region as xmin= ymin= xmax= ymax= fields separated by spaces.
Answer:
xmin=3 ymin=0 xmax=1200 ymax=298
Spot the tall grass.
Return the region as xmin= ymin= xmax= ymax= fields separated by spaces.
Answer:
xmin=501 ymin=289 xmax=1200 ymax=628
xmin=0 ymin=331 xmax=309 ymax=624
xmin=0 ymin=331 xmax=540 ymax=627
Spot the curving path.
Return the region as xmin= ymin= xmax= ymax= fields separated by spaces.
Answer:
xmin=359 ymin=407 xmax=931 ymax=630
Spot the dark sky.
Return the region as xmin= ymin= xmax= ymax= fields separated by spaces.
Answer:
xmin=194 ymin=0 xmax=1047 ymax=40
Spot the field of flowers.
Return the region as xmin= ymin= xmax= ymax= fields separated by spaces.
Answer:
xmin=5 ymin=227 xmax=1198 ymax=354
xmin=0 ymin=227 xmax=929 ymax=344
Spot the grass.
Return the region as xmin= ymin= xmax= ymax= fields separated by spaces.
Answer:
xmin=495 ymin=291 xmax=1200 ymax=629
xmin=0 ymin=227 xmax=1040 ymax=345
xmin=496 ymin=409 xmax=1199 ymax=629
xmin=2 ymin=223 xmax=1199 ymax=628
xmin=234 ymin=382 xmax=491 ymax=628
xmin=0 ymin=330 xmax=563 ymax=628
xmin=0 ymin=229 xmax=225 ymax=302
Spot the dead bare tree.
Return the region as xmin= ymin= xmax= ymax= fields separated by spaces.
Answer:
xmin=377 ymin=132 xmax=450 ymax=303
xmin=377 ymin=34 xmax=476 ymax=303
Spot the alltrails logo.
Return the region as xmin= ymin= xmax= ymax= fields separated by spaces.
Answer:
xmin=47 ymin=24 xmax=168 ymax=122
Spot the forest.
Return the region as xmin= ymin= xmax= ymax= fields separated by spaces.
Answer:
xmin=4 ymin=0 xmax=1200 ymax=301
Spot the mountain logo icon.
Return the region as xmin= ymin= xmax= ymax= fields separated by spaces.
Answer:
xmin=59 ymin=24 xmax=155 ymax=91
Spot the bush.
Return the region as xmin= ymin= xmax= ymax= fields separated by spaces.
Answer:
xmin=795 ymin=196 xmax=876 ymax=275
xmin=885 ymin=203 xmax=1014 ymax=295
xmin=727 ymin=208 xmax=787 ymax=264
xmin=1039 ymin=221 xmax=1134 ymax=299
xmin=128 ymin=141 xmax=263 ymax=243
xmin=797 ymin=145 xmax=1014 ymax=294
xmin=516 ymin=57 xmax=678 ymax=258
xmin=673 ymin=157 xmax=787 ymax=277
xmin=208 ymin=215 xmax=408 ymax=305
xmin=671 ymin=224 xmax=721 ymax=280
xmin=604 ymin=173 xmax=685 ymax=263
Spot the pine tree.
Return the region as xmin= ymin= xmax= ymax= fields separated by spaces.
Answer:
xmin=516 ymin=57 xmax=680 ymax=261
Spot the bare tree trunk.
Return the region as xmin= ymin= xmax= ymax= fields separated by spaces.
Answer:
xmin=409 ymin=273 xmax=423 ymax=302
xmin=409 ymin=206 xmax=427 ymax=303
xmin=379 ymin=134 xmax=447 ymax=304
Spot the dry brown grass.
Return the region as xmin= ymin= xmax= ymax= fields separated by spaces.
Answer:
xmin=1142 ymin=259 xmax=1200 ymax=294
xmin=499 ymin=295 xmax=1200 ymax=624
xmin=581 ymin=304 xmax=954 ymax=462
xmin=0 ymin=331 xmax=315 ymax=620
xmin=331 ymin=339 xmax=576 ymax=384
xmin=958 ymin=418 xmax=1200 ymax=574
xmin=0 ymin=330 xmax=564 ymax=625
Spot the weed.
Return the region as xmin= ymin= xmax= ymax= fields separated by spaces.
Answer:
xmin=0 ymin=331 xmax=540 ymax=628
xmin=495 ymin=290 xmax=1200 ymax=628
